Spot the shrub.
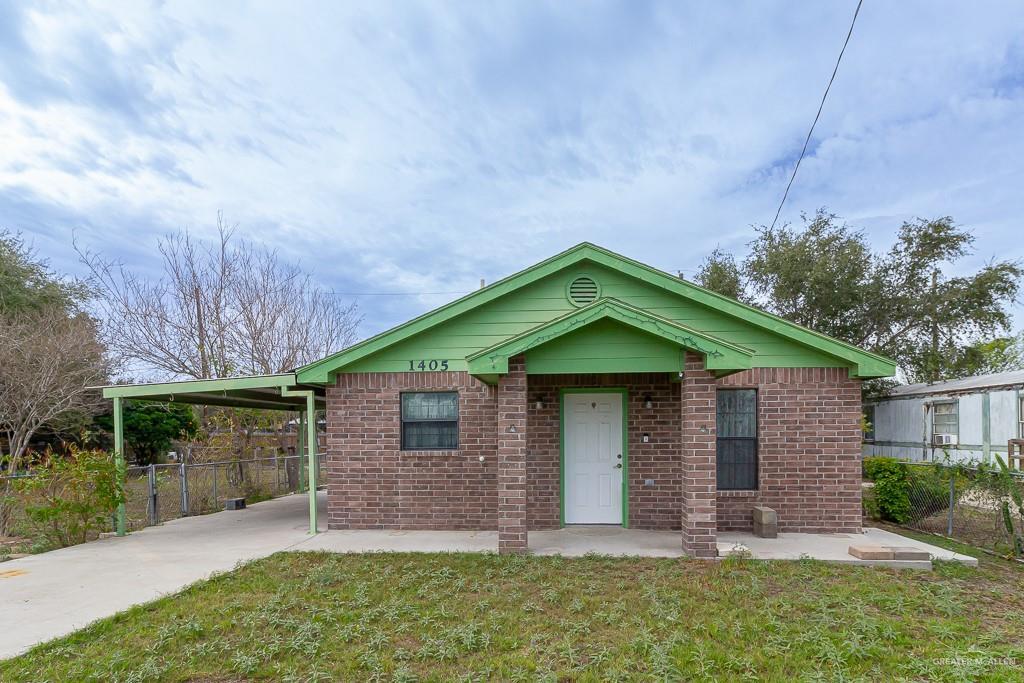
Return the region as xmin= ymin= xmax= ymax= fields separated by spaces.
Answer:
xmin=862 ymin=457 xmax=911 ymax=524
xmin=14 ymin=448 xmax=123 ymax=550
xmin=904 ymin=464 xmax=957 ymax=523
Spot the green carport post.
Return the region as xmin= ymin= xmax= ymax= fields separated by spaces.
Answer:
xmin=305 ymin=391 xmax=317 ymax=528
xmin=297 ymin=409 xmax=306 ymax=494
xmin=282 ymin=388 xmax=318 ymax=535
xmin=113 ymin=396 xmax=127 ymax=536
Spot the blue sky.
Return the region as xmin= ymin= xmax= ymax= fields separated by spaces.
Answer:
xmin=2 ymin=0 xmax=1022 ymax=337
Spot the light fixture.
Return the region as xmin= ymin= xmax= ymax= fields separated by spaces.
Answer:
xmin=533 ymin=394 xmax=544 ymax=410
xmin=508 ymin=424 xmax=517 ymax=433
xmin=643 ymin=393 xmax=653 ymax=410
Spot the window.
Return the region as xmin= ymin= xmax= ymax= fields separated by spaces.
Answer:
xmin=863 ymin=404 xmax=876 ymax=442
xmin=401 ymin=392 xmax=459 ymax=450
xmin=932 ymin=401 xmax=958 ymax=437
xmin=717 ymin=389 xmax=757 ymax=490
xmin=1019 ymin=395 xmax=1023 ymax=438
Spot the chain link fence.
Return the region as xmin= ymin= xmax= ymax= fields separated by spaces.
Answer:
xmin=866 ymin=460 xmax=1024 ymax=557
xmin=120 ymin=455 xmax=326 ymax=532
xmin=3 ymin=455 xmax=325 ymax=540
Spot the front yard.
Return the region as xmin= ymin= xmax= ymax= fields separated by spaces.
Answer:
xmin=3 ymin=541 xmax=1023 ymax=681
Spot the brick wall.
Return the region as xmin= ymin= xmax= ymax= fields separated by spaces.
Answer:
xmin=325 ymin=371 xmax=498 ymax=530
xmin=526 ymin=373 xmax=681 ymax=530
xmin=681 ymin=353 xmax=718 ymax=558
xmin=716 ymin=367 xmax=863 ymax=533
xmin=325 ymin=365 xmax=862 ymax=536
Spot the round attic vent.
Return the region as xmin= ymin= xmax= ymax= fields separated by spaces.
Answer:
xmin=567 ymin=275 xmax=600 ymax=306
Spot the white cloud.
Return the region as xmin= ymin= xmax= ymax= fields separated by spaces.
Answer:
xmin=1 ymin=0 xmax=1022 ymax=334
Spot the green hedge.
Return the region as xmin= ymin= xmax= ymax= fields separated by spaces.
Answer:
xmin=862 ymin=456 xmax=957 ymax=525
xmin=863 ymin=457 xmax=911 ymax=523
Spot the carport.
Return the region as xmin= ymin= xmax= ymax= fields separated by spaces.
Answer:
xmin=100 ymin=374 xmax=327 ymax=536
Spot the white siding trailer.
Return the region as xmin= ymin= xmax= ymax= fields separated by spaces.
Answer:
xmin=864 ymin=370 xmax=1024 ymax=464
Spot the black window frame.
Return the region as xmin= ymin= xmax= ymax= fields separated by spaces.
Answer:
xmin=400 ymin=391 xmax=460 ymax=451
xmin=716 ymin=388 xmax=759 ymax=491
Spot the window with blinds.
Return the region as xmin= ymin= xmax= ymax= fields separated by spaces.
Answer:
xmin=401 ymin=392 xmax=459 ymax=450
xmin=932 ymin=401 xmax=958 ymax=437
xmin=716 ymin=389 xmax=758 ymax=490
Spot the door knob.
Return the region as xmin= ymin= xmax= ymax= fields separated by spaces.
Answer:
xmin=614 ymin=463 xmax=622 ymax=469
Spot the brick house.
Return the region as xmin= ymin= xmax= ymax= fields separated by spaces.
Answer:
xmin=103 ymin=243 xmax=895 ymax=554
xmin=300 ymin=244 xmax=895 ymax=556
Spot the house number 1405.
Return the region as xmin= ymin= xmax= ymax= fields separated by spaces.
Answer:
xmin=408 ymin=359 xmax=449 ymax=371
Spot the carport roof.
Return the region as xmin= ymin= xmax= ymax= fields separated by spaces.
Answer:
xmin=99 ymin=373 xmax=326 ymax=411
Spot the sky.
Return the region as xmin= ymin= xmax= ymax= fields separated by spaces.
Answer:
xmin=1 ymin=0 xmax=1023 ymax=338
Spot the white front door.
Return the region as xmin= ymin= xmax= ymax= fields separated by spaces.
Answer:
xmin=564 ymin=392 xmax=624 ymax=524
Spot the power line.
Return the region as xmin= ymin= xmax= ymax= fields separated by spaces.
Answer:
xmin=770 ymin=0 xmax=864 ymax=231
xmin=329 ymin=290 xmax=470 ymax=297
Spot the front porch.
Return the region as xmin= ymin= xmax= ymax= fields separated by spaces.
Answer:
xmin=496 ymin=353 xmax=730 ymax=557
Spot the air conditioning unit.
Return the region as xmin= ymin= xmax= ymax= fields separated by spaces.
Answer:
xmin=933 ymin=433 xmax=958 ymax=447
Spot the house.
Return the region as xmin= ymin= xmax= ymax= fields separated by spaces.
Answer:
xmin=102 ymin=243 xmax=896 ymax=556
xmin=864 ymin=370 xmax=1024 ymax=464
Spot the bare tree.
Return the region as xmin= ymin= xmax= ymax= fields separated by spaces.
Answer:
xmin=0 ymin=308 xmax=108 ymax=535
xmin=77 ymin=214 xmax=361 ymax=380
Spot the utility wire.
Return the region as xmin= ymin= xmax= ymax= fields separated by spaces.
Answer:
xmin=770 ymin=0 xmax=864 ymax=231
xmin=329 ymin=290 xmax=470 ymax=297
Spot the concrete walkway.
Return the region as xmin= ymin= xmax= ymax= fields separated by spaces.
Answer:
xmin=0 ymin=491 xmax=979 ymax=660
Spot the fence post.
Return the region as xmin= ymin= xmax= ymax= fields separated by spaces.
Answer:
xmin=179 ymin=462 xmax=190 ymax=517
xmin=147 ymin=464 xmax=159 ymax=526
xmin=947 ymin=472 xmax=955 ymax=536
xmin=212 ymin=462 xmax=218 ymax=509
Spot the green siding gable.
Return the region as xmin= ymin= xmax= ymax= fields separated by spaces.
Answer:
xmin=337 ymin=261 xmax=847 ymax=375
xmin=525 ymin=317 xmax=686 ymax=375
xmin=298 ymin=243 xmax=896 ymax=382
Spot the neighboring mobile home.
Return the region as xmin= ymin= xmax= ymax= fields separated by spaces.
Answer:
xmin=104 ymin=243 xmax=896 ymax=556
xmin=863 ymin=370 xmax=1024 ymax=464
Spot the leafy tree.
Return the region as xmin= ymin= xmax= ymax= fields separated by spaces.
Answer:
xmin=93 ymin=402 xmax=199 ymax=466
xmin=0 ymin=231 xmax=88 ymax=315
xmin=946 ymin=333 xmax=1024 ymax=377
xmin=694 ymin=248 xmax=746 ymax=301
xmin=701 ymin=210 xmax=1022 ymax=387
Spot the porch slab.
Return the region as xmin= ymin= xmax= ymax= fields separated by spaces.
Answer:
xmin=717 ymin=527 xmax=978 ymax=569
xmin=528 ymin=526 xmax=683 ymax=558
xmin=300 ymin=529 xmax=499 ymax=554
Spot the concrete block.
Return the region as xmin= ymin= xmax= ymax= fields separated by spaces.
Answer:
xmin=753 ymin=520 xmax=778 ymax=539
xmin=848 ymin=544 xmax=894 ymax=560
xmin=888 ymin=546 xmax=931 ymax=561
xmin=751 ymin=505 xmax=777 ymax=525
xmin=224 ymin=498 xmax=246 ymax=511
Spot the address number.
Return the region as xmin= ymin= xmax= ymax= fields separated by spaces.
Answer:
xmin=408 ymin=359 xmax=449 ymax=371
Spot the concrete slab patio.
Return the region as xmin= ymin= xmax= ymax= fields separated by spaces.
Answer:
xmin=0 ymin=490 xmax=978 ymax=660
xmin=717 ymin=527 xmax=978 ymax=570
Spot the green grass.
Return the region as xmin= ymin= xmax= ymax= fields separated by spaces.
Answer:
xmin=3 ymin=549 xmax=1024 ymax=682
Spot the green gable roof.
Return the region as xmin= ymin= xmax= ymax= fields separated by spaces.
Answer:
xmin=296 ymin=243 xmax=896 ymax=383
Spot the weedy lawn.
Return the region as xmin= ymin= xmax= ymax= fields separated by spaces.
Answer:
xmin=3 ymin=539 xmax=1023 ymax=681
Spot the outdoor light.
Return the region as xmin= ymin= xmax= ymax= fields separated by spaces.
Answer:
xmin=534 ymin=395 xmax=544 ymax=410
xmin=508 ymin=424 xmax=517 ymax=433
xmin=643 ymin=393 xmax=653 ymax=409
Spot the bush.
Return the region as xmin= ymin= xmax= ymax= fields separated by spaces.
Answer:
xmin=14 ymin=448 xmax=123 ymax=550
xmin=862 ymin=457 xmax=911 ymax=524
xmin=905 ymin=465 xmax=956 ymax=523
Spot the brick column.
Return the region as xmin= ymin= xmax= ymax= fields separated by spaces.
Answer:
xmin=681 ymin=352 xmax=718 ymax=558
xmin=497 ymin=355 xmax=528 ymax=554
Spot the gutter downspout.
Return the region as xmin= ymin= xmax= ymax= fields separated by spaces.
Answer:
xmin=282 ymin=388 xmax=318 ymax=534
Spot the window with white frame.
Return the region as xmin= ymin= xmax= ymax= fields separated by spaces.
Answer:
xmin=1019 ymin=395 xmax=1024 ymax=438
xmin=932 ymin=401 xmax=958 ymax=438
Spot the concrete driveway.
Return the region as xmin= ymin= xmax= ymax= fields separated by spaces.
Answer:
xmin=0 ymin=492 xmax=497 ymax=660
